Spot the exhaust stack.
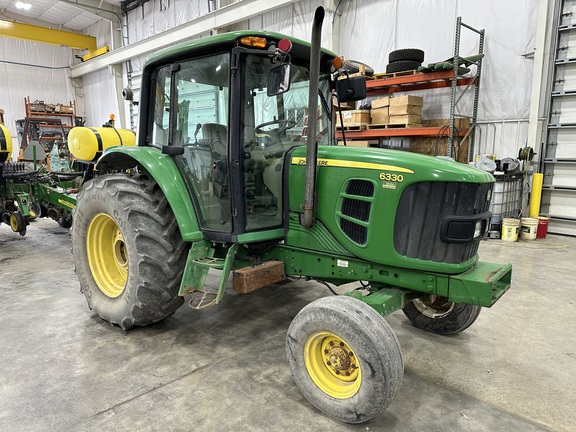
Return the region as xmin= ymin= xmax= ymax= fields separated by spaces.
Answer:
xmin=301 ymin=6 xmax=325 ymax=228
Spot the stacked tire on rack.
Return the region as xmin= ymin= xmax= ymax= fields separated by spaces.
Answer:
xmin=386 ymin=48 xmax=425 ymax=74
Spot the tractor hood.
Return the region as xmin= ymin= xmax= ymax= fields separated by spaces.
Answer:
xmin=287 ymin=145 xmax=495 ymax=274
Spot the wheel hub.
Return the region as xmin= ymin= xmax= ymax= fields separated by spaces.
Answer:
xmin=413 ymin=295 xmax=455 ymax=319
xmin=304 ymin=331 xmax=361 ymax=399
xmin=86 ymin=213 xmax=128 ymax=298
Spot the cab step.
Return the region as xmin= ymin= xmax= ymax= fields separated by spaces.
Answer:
xmin=180 ymin=242 xmax=238 ymax=310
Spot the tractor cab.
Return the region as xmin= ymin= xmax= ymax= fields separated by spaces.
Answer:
xmin=143 ymin=33 xmax=336 ymax=241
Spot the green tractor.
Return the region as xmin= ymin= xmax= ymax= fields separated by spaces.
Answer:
xmin=71 ymin=7 xmax=511 ymax=424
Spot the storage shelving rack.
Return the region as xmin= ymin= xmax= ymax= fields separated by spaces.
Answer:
xmin=20 ymin=96 xmax=76 ymax=150
xmin=336 ymin=17 xmax=484 ymax=162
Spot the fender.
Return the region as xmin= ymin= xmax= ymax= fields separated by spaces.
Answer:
xmin=96 ymin=146 xmax=203 ymax=242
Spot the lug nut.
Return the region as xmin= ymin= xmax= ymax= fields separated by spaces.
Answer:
xmin=327 ymin=361 xmax=331 ymax=366
xmin=324 ymin=349 xmax=329 ymax=354
xmin=329 ymin=341 xmax=334 ymax=346
xmin=340 ymin=342 xmax=344 ymax=347
xmin=335 ymin=370 xmax=340 ymax=375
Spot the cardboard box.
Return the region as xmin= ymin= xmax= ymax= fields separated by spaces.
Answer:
xmin=371 ymin=96 xmax=390 ymax=110
xmin=390 ymin=95 xmax=423 ymax=107
xmin=371 ymin=111 xmax=390 ymax=125
xmin=389 ymin=114 xmax=422 ymax=125
xmin=389 ymin=104 xmax=423 ymax=115
xmin=342 ymin=110 xmax=370 ymax=124
xmin=333 ymin=98 xmax=355 ymax=110
xmin=337 ymin=140 xmax=378 ymax=147
xmin=422 ymin=118 xmax=471 ymax=129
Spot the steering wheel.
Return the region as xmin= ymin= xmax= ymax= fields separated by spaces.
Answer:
xmin=254 ymin=119 xmax=296 ymax=135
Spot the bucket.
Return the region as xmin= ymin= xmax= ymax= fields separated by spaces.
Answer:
xmin=501 ymin=218 xmax=520 ymax=242
xmin=536 ymin=217 xmax=550 ymax=239
xmin=520 ymin=217 xmax=539 ymax=240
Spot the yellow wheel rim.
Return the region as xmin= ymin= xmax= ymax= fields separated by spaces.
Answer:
xmin=9 ymin=214 xmax=20 ymax=232
xmin=86 ymin=213 xmax=128 ymax=298
xmin=304 ymin=331 xmax=362 ymax=399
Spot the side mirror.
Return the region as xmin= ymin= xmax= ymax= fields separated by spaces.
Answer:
xmin=335 ymin=76 xmax=366 ymax=102
xmin=267 ymin=64 xmax=291 ymax=96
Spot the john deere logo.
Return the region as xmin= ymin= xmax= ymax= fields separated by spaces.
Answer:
xmin=58 ymin=199 xmax=75 ymax=209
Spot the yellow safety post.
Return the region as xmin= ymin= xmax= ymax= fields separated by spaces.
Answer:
xmin=529 ymin=173 xmax=543 ymax=217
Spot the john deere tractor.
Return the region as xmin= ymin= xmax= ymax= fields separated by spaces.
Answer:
xmin=71 ymin=7 xmax=511 ymax=424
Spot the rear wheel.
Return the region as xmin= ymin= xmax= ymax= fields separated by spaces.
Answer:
xmin=72 ymin=173 xmax=187 ymax=330
xmin=286 ymin=296 xmax=404 ymax=424
xmin=402 ymin=295 xmax=481 ymax=335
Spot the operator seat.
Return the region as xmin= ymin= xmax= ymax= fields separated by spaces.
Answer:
xmin=202 ymin=123 xmax=227 ymax=158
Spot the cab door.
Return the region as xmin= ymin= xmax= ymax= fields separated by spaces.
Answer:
xmin=147 ymin=53 xmax=233 ymax=234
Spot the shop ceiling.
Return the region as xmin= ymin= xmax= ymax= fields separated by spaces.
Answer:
xmin=0 ymin=0 xmax=120 ymax=31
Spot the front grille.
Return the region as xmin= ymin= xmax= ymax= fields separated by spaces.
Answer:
xmin=346 ymin=179 xmax=374 ymax=197
xmin=339 ymin=180 xmax=374 ymax=246
xmin=394 ymin=182 xmax=492 ymax=264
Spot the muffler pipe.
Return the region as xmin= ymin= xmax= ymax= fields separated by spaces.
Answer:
xmin=302 ymin=6 xmax=325 ymax=228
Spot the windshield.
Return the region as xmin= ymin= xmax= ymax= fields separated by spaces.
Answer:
xmin=241 ymin=54 xmax=332 ymax=231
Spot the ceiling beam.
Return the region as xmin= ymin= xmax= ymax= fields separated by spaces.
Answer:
xmin=70 ymin=0 xmax=299 ymax=78
xmin=0 ymin=10 xmax=71 ymax=32
xmin=0 ymin=19 xmax=97 ymax=51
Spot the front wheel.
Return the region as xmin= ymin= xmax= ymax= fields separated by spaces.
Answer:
xmin=402 ymin=295 xmax=481 ymax=335
xmin=72 ymin=173 xmax=187 ymax=330
xmin=286 ymin=296 xmax=404 ymax=424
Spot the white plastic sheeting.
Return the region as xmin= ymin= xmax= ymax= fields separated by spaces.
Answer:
xmin=126 ymin=0 xmax=209 ymax=44
xmin=0 ymin=0 xmax=539 ymax=161
xmin=110 ymin=0 xmax=540 ymax=160
xmin=266 ymin=0 xmax=538 ymax=159
xmin=0 ymin=38 xmax=75 ymax=157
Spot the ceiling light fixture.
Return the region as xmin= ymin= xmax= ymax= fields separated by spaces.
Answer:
xmin=15 ymin=1 xmax=32 ymax=10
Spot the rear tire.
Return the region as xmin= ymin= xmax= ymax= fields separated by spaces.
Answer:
xmin=402 ymin=295 xmax=481 ymax=335
xmin=72 ymin=173 xmax=187 ymax=330
xmin=286 ymin=296 xmax=404 ymax=424
xmin=389 ymin=48 xmax=425 ymax=63
xmin=386 ymin=60 xmax=422 ymax=74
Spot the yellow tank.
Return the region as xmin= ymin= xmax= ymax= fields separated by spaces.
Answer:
xmin=0 ymin=124 xmax=13 ymax=162
xmin=67 ymin=126 xmax=136 ymax=162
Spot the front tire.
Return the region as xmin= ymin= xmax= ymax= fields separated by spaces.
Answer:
xmin=72 ymin=173 xmax=187 ymax=330
xmin=286 ymin=296 xmax=404 ymax=424
xmin=402 ymin=295 xmax=481 ymax=335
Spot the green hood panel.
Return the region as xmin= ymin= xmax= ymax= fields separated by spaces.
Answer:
xmin=287 ymin=146 xmax=494 ymax=274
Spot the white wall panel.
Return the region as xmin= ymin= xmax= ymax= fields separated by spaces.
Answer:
xmin=114 ymin=0 xmax=538 ymax=159
xmin=0 ymin=38 xmax=74 ymax=157
xmin=82 ymin=69 xmax=120 ymax=128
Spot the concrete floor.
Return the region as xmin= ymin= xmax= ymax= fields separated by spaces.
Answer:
xmin=1 ymin=218 xmax=575 ymax=432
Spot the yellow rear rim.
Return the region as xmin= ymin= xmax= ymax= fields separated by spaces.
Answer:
xmin=86 ymin=213 xmax=128 ymax=298
xmin=9 ymin=214 xmax=19 ymax=232
xmin=304 ymin=331 xmax=362 ymax=399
